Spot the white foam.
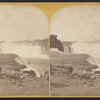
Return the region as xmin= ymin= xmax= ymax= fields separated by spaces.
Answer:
xmin=50 ymin=48 xmax=65 ymax=54
xmin=71 ymin=42 xmax=100 ymax=58
xmin=0 ymin=41 xmax=48 ymax=59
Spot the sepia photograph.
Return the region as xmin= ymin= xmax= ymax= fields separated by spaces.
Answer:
xmin=0 ymin=5 xmax=49 ymax=96
xmin=50 ymin=5 xmax=100 ymax=96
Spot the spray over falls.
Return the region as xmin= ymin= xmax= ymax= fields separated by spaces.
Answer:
xmin=0 ymin=41 xmax=48 ymax=58
xmin=63 ymin=41 xmax=100 ymax=68
xmin=0 ymin=41 xmax=49 ymax=77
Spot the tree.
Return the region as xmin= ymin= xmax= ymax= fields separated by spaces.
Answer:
xmin=50 ymin=34 xmax=64 ymax=52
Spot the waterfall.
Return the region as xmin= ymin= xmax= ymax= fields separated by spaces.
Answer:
xmin=0 ymin=41 xmax=41 ymax=58
xmin=0 ymin=41 xmax=49 ymax=77
xmin=71 ymin=41 xmax=100 ymax=68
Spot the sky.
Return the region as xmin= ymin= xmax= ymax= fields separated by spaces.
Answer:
xmin=0 ymin=5 xmax=48 ymax=41
xmin=50 ymin=5 xmax=100 ymax=41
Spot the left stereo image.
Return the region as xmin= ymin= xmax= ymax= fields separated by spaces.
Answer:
xmin=0 ymin=5 xmax=49 ymax=96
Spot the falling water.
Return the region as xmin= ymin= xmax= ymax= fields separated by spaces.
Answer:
xmin=0 ymin=41 xmax=49 ymax=77
xmin=0 ymin=41 xmax=42 ymax=58
xmin=71 ymin=41 xmax=100 ymax=68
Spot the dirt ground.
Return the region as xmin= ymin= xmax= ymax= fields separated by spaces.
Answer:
xmin=50 ymin=52 xmax=100 ymax=96
xmin=0 ymin=76 xmax=49 ymax=96
xmin=0 ymin=54 xmax=49 ymax=96
xmin=51 ymin=73 xmax=100 ymax=96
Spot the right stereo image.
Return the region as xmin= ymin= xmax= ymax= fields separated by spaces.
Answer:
xmin=50 ymin=5 xmax=100 ymax=96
